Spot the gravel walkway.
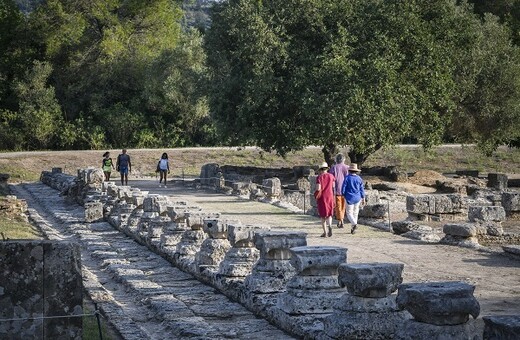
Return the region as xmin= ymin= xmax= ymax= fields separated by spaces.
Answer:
xmin=134 ymin=179 xmax=520 ymax=317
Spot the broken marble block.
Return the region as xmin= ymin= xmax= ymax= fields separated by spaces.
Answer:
xmin=397 ymin=281 xmax=480 ymax=326
xmin=195 ymin=218 xmax=234 ymax=274
xmin=84 ymin=201 xmax=103 ymax=223
xmin=483 ymin=315 xmax=520 ymax=340
xmin=218 ymin=224 xmax=261 ymax=278
xmin=244 ymin=231 xmax=307 ymax=293
xmin=468 ymin=206 xmax=506 ymax=222
xmin=324 ymin=262 xmax=409 ymax=340
xmin=277 ymin=246 xmax=347 ymax=314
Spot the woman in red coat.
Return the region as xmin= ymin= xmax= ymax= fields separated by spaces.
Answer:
xmin=315 ymin=162 xmax=335 ymax=237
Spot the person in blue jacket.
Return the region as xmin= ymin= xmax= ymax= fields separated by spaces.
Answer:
xmin=341 ymin=163 xmax=365 ymax=234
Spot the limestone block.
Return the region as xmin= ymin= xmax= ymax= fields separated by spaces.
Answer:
xmin=176 ymin=230 xmax=206 ymax=256
xmin=262 ymin=177 xmax=282 ymax=197
xmin=433 ymin=194 xmax=467 ymax=214
xmin=199 ymin=163 xmax=220 ymax=185
xmin=132 ymin=192 xmax=146 ymax=208
xmin=52 ymin=167 xmax=62 ymax=173
xmin=359 ymin=203 xmax=387 ymax=218
xmin=396 ymin=319 xmax=480 ymax=340
xmin=84 ymin=201 xmax=104 ymax=223
xmin=186 ymin=212 xmax=221 ymax=230
xmin=335 ymin=294 xmax=401 ymax=313
xmin=468 ymin=206 xmax=506 ymax=222
xmin=0 ymin=241 xmax=82 ymax=339
xmin=227 ymin=224 xmax=258 ymax=247
xmin=277 ymin=288 xmax=344 ymax=314
xmin=364 ymin=190 xmax=381 ymax=205
xmin=396 ymin=281 xmax=480 ymax=326
xmin=483 ymin=315 xmax=520 ymax=339
xmin=243 ymin=271 xmax=294 ymax=293
xmin=254 ymin=231 xmax=307 ymax=260
xmin=401 ymin=228 xmax=441 ymax=243
xmin=487 ymin=173 xmax=508 ymax=190
xmin=195 ymin=238 xmax=231 ymax=266
xmin=290 ymin=246 xmax=347 ymax=276
xmin=338 ymin=263 xmax=404 ymax=298
xmin=287 ymin=275 xmax=340 ymax=290
xmin=148 ymin=216 xmax=170 ymax=239
xmin=502 ymin=192 xmax=520 ymax=215
xmin=143 ymin=195 xmax=170 ymax=214
xmin=406 ymin=195 xmax=432 ymax=214
xmin=167 ymin=205 xmax=202 ymax=222
xmin=203 ymin=219 xmax=238 ymax=239
xmin=443 ymin=223 xmax=477 ymax=237
xmin=324 ymin=309 xmax=410 ymax=340
xmin=391 ymin=220 xmax=422 ymax=235
xmin=439 ymin=235 xmax=479 ymax=248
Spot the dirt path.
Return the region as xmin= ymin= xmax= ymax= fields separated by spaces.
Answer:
xmin=132 ymin=179 xmax=520 ymax=317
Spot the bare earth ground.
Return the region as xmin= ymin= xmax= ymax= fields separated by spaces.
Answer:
xmin=132 ymin=179 xmax=520 ymax=318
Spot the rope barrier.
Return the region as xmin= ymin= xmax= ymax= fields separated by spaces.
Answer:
xmin=0 ymin=311 xmax=100 ymax=322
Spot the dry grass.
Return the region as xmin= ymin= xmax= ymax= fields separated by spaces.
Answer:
xmin=0 ymin=145 xmax=518 ymax=183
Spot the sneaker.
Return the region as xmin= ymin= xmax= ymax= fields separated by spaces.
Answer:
xmin=351 ymin=225 xmax=357 ymax=234
xmin=327 ymin=226 xmax=332 ymax=237
xmin=164 ymin=185 xmax=167 ymax=188
xmin=159 ymin=184 xmax=162 ymax=188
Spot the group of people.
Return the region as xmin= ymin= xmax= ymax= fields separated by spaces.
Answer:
xmin=101 ymin=149 xmax=171 ymax=187
xmin=315 ymin=153 xmax=365 ymax=237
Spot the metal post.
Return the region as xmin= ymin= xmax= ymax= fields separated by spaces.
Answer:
xmin=94 ymin=303 xmax=103 ymax=340
xmin=387 ymin=199 xmax=392 ymax=233
xmin=303 ymin=190 xmax=306 ymax=214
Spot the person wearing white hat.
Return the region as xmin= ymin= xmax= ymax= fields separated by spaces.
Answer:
xmin=341 ymin=163 xmax=365 ymax=234
xmin=315 ymin=161 xmax=335 ymax=237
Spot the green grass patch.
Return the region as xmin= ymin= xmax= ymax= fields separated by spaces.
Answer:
xmin=0 ymin=218 xmax=41 ymax=240
xmin=83 ymin=302 xmax=119 ymax=340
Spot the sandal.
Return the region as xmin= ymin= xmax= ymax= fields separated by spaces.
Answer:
xmin=338 ymin=222 xmax=344 ymax=229
xmin=320 ymin=233 xmax=326 ymax=238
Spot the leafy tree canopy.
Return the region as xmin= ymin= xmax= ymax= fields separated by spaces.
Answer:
xmin=206 ymin=0 xmax=520 ymax=164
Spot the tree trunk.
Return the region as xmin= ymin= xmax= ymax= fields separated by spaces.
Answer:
xmin=322 ymin=143 xmax=339 ymax=166
xmin=348 ymin=143 xmax=382 ymax=167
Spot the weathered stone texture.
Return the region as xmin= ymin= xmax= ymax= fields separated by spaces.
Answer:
xmin=338 ymin=263 xmax=404 ymax=298
xmin=487 ymin=173 xmax=508 ymax=190
xmin=502 ymin=192 xmax=520 ymax=216
xmin=0 ymin=241 xmax=82 ymax=339
xmin=397 ymin=281 xmax=480 ymax=326
xmin=468 ymin=206 xmax=506 ymax=222
xmin=483 ymin=315 xmax=520 ymax=340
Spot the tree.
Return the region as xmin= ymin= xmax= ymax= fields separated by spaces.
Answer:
xmin=206 ymin=0 xmax=520 ymax=164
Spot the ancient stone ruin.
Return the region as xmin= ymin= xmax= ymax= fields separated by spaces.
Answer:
xmin=0 ymin=241 xmax=83 ymax=339
xmin=32 ymin=167 xmax=520 ymax=339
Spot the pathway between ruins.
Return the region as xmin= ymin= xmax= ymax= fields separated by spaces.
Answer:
xmin=133 ymin=179 xmax=520 ymax=317
xmin=11 ymin=182 xmax=294 ymax=340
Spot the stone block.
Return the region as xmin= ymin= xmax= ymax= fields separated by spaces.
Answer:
xmin=338 ymin=263 xmax=404 ymax=298
xmin=483 ymin=315 xmax=520 ymax=339
xmin=254 ymin=231 xmax=307 ymax=260
xmin=396 ymin=281 xmax=480 ymax=326
xmin=406 ymin=195 xmax=432 ymax=214
xmin=84 ymin=201 xmax=104 ymax=223
xmin=0 ymin=241 xmax=82 ymax=339
xmin=396 ymin=319 xmax=480 ymax=340
xmin=443 ymin=223 xmax=477 ymax=237
xmin=277 ymin=288 xmax=343 ymax=314
xmin=502 ymin=245 xmax=520 ymax=255
xmin=392 ymin=220 xmax=422 ymax=235
xmin=289 ymin=246 xmax=347 ymax=275
xmin=488 ymin=173 xmax=508 ymax=190
xmin=227 ymin=224 xmax=258 ymax=247
xmin=469 ymin=206 xmax=506 ymax=222
xmin=262 ymin=177 xmax=282 ymax=198
xmin=360 ymin=203 xmax=387 ymax=218
xmin=502 ymin=192 xmax=520 ymax=215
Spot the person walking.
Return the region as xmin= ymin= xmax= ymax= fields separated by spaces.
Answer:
xmin=341 ymin=163 xmax=365 ymax=234
xmin=315 ymin=162 xmax=335 ymax=237
xmin=328 ymin=153 xmax=349 ymax=229
xmin=116 ymin=149 xmax=132 ymax=186
xmin=101 ymin=151 xmax=115 ymax=181
xmin=157 ymin=152 xmax=170 ymax=188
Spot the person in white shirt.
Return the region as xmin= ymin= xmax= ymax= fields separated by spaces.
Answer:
xmin=157 ymin=152 xmax=170 ymax=187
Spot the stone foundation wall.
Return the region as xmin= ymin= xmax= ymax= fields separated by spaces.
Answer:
xmin=0 ymin=241 xmax=83 ymax=339
xmin=36 ymin=169 xmax=520 ymax=340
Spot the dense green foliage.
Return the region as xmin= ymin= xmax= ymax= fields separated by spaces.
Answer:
xmin=1 ymin=0 xmax=215 ymax=150
xmin=206 ymin=0 xmax=520 ymax=164
xmin=1 ymin=0 xmax=520 ymax=161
